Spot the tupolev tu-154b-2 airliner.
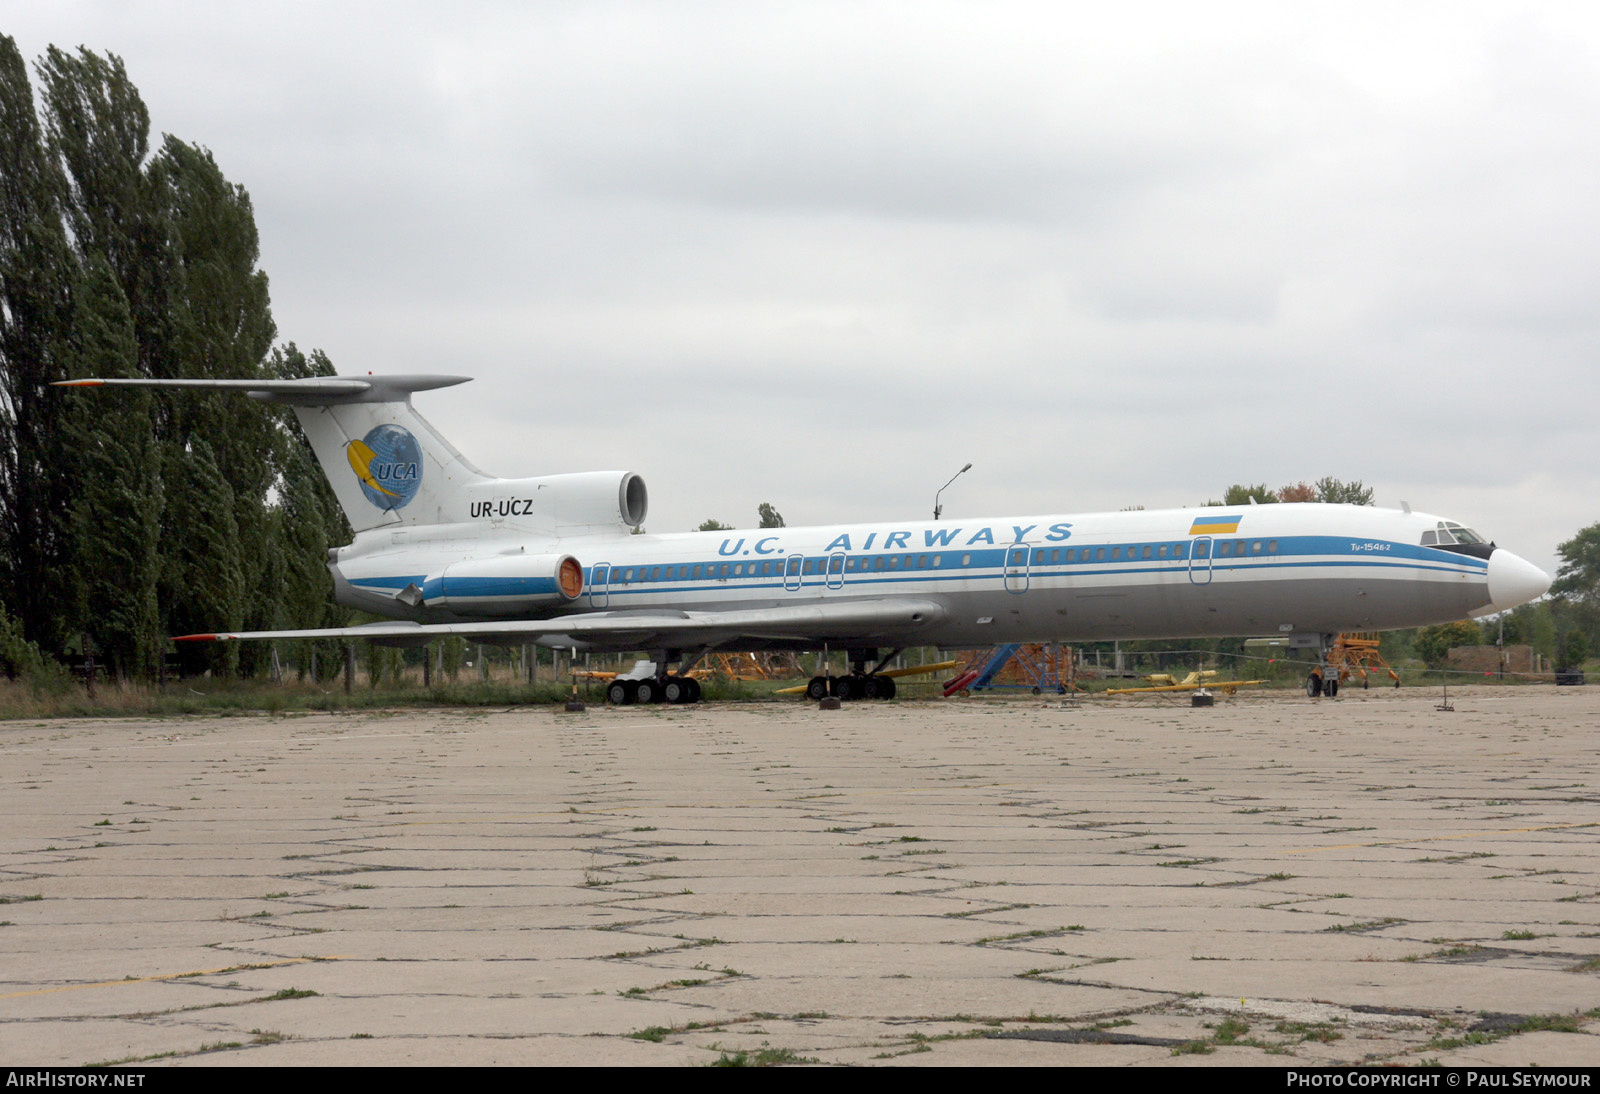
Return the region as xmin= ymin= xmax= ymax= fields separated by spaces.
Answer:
xmin=58 ymin=374 xmax=1551 ymax=704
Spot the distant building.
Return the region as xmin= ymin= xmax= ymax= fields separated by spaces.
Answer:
xmin=1447 ymin=644 xmax=1543 ymax=675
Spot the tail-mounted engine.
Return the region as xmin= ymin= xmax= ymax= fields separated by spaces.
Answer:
xmin=409 ymin=553 xmax=584 ymax=614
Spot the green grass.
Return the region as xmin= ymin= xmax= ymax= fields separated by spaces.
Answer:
xmin=1323 ymin=917 xmax=1404 ymax=933
xmin=0 ymin=670 xmax=866 ymax=721
xmin=711 ymin=1047 xmax=818 ymax=1067
xmin=1274 ymin=1020 xmax=1344 ymax=1043
xmin=1211 ymin=1017 xmax=1249 ymax=1044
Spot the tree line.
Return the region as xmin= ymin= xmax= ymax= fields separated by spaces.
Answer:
xmin=1207 ymin=478 xmax=1375 ymax=507
xmin=0 ymin=40 xmax=348 ymax=682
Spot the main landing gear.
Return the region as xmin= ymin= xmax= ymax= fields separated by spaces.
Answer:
xmin=605 ymin=648 xmax=707 ymax=705
xmin=607 ymin=675 xmax=701 ymax=706
xmin=806 ymin=674 xmax=896 ymax=701
xmin=806 ymin=647 xmax=900 ymax=702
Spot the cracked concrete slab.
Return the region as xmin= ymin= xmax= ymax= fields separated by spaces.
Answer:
xmin=2 ymin=686 xmax=1599 ymax=1065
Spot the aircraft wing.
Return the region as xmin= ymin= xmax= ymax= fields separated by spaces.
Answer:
xmin=175 ymin=598 xmax=947 ymax=649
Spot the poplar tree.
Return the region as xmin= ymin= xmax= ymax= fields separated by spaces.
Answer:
xmin=161 ymin=438 xmax=243 ymax=677
xmin=0 ymin=36 xmax=76 ymax=650
xmin=61 ymin=253 xmax=162 ymax=678
xmin=149 ymin=136 xmax=279 ymax=675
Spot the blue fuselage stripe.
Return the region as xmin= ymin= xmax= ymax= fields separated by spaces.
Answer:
xmin=348 ymin=534 xmax=1486 ymax=601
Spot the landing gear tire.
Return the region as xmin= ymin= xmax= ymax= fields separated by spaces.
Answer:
xmin=861 ymin=676 xmax=881 ymax=700
xmin=876 ymin=676 xmax=895 ymax=700
xmin=635 ymin=678 xmax=661 ymax=705
xmin=684 ymin=677 xmax=701 ymax=704
xmin=806 ymin=676 xmax=830 ymax=700
xmin=1324 ymin=678 xmax=1339 ymax=698
xmin=664 ymin=677 xmax=698 ymax=705
xmin=608 ymin=680 xmax=635 ymax=705
xmin=1032 ymin=686 xmax=1042 ymax=696
xmin=1306 ymin=673 xmax=1323 ymax=698
xmin=831 ymin=676 xmax=858 ymax=700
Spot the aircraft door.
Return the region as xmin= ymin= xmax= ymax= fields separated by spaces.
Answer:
xmin=826 ymin=553 xmax=845 ymax=590
xmin=1187 ymin=539 xmax=1212 ymax=586
xmin=784 ymin=554 xmax=803 ymax=592
xmin=1005 ymin=543 xmax=1032 ymax=594
xmin=590 ymin=563 xmax=611 ymax=606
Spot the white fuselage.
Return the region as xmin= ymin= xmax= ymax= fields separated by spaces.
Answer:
xmin=330 ymin=502 xmax=1533 ymax=652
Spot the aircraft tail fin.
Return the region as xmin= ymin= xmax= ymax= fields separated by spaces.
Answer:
xmin=55 ymin=375 xmax=487 ymax=533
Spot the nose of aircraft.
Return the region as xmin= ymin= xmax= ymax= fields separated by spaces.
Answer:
xmin=1485 ymin=549 xmax=1552 ymax=613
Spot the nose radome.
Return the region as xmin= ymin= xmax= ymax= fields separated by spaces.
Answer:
xmin=1486 ymin=550 xmax=1551 ymax=613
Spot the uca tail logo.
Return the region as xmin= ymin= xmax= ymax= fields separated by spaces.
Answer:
xmin=348 ymin=424 xmax=422 ymax=510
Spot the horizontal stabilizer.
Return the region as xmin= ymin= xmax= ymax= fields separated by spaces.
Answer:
xmin=54 ymin=375 xmax=470 ymax=406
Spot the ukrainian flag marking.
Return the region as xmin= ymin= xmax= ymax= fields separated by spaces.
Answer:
xmin=1190 ymin=514 xmax=1242 ymax=535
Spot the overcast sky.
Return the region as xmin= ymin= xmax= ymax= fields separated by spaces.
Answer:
xmin=9 ymin=1 xmax=1598 ymax=573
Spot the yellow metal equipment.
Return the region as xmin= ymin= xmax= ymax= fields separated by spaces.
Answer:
xmin=1106 ymin=669 xmax=1262 ymax=696
xmin=1324 ymin=633 xmax=1400 ymax=689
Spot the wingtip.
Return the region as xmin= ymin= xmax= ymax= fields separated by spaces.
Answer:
xmin=52 ymin=379 xmax=104 ymax=387
xmin=173 ymin=633 xmax=229 ymax=642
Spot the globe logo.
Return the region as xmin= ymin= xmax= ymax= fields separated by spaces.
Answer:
xmin=347 ymin=424 xmax=423 ymax=510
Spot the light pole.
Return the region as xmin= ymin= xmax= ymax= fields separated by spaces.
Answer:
xmin=933 ymin=463 xmax=972 ymax=521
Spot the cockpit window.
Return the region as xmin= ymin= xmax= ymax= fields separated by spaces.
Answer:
xmin=1425 ymin=522 xmax=1487 ymax=547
